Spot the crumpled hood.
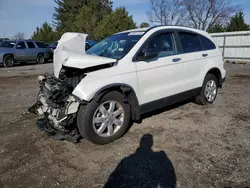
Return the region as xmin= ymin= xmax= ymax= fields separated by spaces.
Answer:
xmin=64 ymin=54 xmax=117 ymax=69
xmin=53 ymin=32 xmax=116 ymax=78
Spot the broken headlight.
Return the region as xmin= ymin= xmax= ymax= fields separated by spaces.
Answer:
xmin=59 ymin=66 xmax=86 ymax=88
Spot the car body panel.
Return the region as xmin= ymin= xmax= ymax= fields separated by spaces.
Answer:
xmin=63 ymin=54 xmax=117 ymax=69
xmin=72 ymin=61 xmax=139 ymax=102
xmin=135 ymin=54 xmax=185 ymax=104
xmin=57 ymin=27 xmax=226 ymax=105
xmin=53 ymin=33 xmax=87 ymax=77
xmin=15 ymin=41 xmax=29 ymax=61
xmin=53 ymin=33 xmax=100 ymax=77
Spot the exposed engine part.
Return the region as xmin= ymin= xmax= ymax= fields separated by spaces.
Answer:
xmin=29 ymin=74 xmax=82 ymax=141
xmin=29 ymin=75 xmax=80 ymax=133
xmin=40 ymin=76 xmax=73 ymax=108
xmin=59 ymin=64 xmax=114 ymax=86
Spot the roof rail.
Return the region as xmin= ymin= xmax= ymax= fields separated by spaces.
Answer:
xmin=147 ymin=25 xmax=202 ymax=31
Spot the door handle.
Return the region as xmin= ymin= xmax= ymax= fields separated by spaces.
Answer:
xmin=172 ymin=58 xmax=182 ymax=62
xmin=202 ymin=54 xmax=208 ymax=57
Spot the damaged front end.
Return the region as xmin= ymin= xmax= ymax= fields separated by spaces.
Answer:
xmin=29 ymin=32 xmax=117 ymax=142
xmin=29 ymin=74 xmax=83 ymax=142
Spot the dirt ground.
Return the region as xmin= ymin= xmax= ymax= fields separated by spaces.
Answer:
xmin=0 ymin=62 xmax=249 ymax=188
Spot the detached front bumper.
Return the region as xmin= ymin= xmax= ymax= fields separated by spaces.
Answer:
xmin=29 ymin=75 xmax=81 ymax=142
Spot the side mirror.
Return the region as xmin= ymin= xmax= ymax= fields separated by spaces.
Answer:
xmin=16 ymin=45 xmax=23 ymax=49
xmin=137 ymin=48 xmax=158 ymax=61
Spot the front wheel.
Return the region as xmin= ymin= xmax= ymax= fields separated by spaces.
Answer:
xmin=195 ymin=74 xmax=219 ymax=105
xmin=3 ymin=55 xmax=15 ymax=67
xmin=77 ymin=91 xmax=131 ymax=145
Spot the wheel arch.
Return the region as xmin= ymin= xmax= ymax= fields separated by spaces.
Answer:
xmin=205 ymin=67 xmax=222 ymax=87
xmin=37 ymin=52 xmax=44 ymax=57
xmin=93 ymin=83 xmax=141 ymax=121
xmin=3 ymin=53 xmax=14 ymax=59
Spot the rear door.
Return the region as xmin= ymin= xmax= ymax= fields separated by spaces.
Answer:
xmin=176 ymin=31 xmax=205 ymax=91
xmin=135 ymin=31 xmax=185 ymax=105
xmin=26 ymin=42 xmax=37 ymax=60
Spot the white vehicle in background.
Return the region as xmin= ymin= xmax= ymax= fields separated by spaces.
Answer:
xmin=29 ymin=26 xmax=226 ymax=145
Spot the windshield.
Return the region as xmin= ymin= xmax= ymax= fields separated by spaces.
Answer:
xmin=86 ymin=32 xmax=144 ymax=59
xmin=0 ymin=41 xmax=16 ymax=48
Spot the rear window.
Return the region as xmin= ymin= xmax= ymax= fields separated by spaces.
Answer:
xmin=35 ymin=42 xmax=48 ymax=48
xmin=200 ymin=35 xmax=216 ymax=50
xmin=179 ymin=32 xmax=202 ymax=53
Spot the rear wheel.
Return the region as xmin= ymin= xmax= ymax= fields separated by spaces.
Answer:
xmin=36 ymin=54 xmax=45 ymax=64
xmin=195 ymin=74 xmax=219 ymax=105
xmin=3 ymin=55 xmax=15 ymax=67
xmin=77 ymin=91 xmax=131 ymax=145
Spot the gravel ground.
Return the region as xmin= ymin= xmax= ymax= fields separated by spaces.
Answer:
xmin=0 ymin=63 xmax=249 ymax=188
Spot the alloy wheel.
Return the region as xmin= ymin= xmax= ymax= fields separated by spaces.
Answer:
xmin=92 ymin=100 xmax=124 ymax=137
xmin=204 ymin=79 xmax=217 ymax=102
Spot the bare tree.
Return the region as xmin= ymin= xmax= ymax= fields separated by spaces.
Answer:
xmin=180 ymin=0 xmax=241 ymax=30
xmin=12 ymin=32 xmax=25 ymax=40
xmin=148 ymin=0 xmax=187 ymax=26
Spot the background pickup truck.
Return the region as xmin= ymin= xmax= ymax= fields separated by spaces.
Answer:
xmin=0 ymin=40 xmax=52 ymax=67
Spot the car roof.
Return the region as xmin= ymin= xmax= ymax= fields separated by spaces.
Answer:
xmin=14 ymin=40 xmax=45 ymax=43
xmin=116 ymin=27 xmax=151 ymax=34
xmin=116 ymin=25 xmax=208 ymax=36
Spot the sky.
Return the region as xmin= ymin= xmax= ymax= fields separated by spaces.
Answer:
xmin=0 ymin=0 xmax=250 ymax=39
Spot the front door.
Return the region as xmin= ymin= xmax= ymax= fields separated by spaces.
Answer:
xmin=15 ymin=41 xmax=28 ymax=61
xmin=135 ymin=32 xmax=185 ymax=105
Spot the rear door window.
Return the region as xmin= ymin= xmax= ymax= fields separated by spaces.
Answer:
xmin=200 ymin=35 xmax=216 ymax=50
xmin=179 ymin=32 xmax=202 ymax=53
xmin=27 ymin=42 xmax=36 ymax=49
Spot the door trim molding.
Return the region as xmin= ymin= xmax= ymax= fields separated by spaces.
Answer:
xmin=140 ymin=87 xmax=202 ymax=114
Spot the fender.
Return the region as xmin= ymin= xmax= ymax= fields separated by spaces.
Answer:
xmin=3 ymin=53 xmax=15 ymax=59
xmin=205 ymin=67 xmax=223 ymax=87
xmin=92 ymin=84 xmax=141 ymax=121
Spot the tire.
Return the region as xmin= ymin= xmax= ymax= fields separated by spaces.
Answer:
xmin=36 ymin=54 xmax=45 ymax=64
xmin=3 ymin=55 xmax=15 ymax=67
xmin=195 ymin=74 xmax=219 ymax=105
xmin=77 ymin=91 xmax=131 ymax=145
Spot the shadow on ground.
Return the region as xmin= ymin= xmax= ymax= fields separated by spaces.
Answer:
xmin=104 ymin=134 xmax=176 ymax=188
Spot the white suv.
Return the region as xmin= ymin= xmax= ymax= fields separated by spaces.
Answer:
xmin=29 ymin=26 xmax=226 ymax=144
